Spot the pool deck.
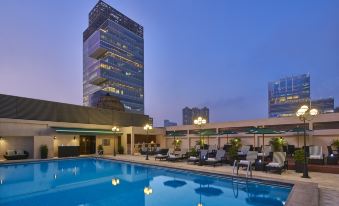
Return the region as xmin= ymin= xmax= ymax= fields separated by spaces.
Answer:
xmin=1 ymin=155 xmax=339 ymax=206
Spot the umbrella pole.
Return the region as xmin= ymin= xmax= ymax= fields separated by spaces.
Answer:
xmin=262 ymin=134 xmax=265 ymax=161
xmin=297 ymin=131 xmax=300 ymax=148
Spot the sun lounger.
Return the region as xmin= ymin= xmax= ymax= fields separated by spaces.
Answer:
xmin=187 ymin=150 xmax=208 ymax=164
xmin=309 ymin=145 xmax=324 ymax=164
xmin=155 ymin=149 xmax=172 ymax=161
xmin=203 ymin=149 xmax=226 ymax=167
xmin=266 ymin=152 xmax=287 ymax=174
xmin=167 ymin=149 xmax=188 ymax=162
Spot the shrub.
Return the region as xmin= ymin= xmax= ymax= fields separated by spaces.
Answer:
xmin=269 ymin=137 xmax=287 ymax=152
xmin=293 ymin=149 xmax=305 ymax=163
xmin=331 ymin=139 xmax=339 ymax=149
xmin=40 ymin=145 xmax=48 ymax=159
xmin=118 ymin=145 xmax=124 ymax=154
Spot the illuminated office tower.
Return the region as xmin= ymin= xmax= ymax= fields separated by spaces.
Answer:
xmin=83 ymin=0 xmax=144 ymax=113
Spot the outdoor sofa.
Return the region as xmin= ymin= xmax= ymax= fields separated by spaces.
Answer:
xmin=4 ymin=150 xmax=29 ymax=160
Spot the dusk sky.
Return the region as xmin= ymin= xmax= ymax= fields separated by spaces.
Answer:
xmin=0 ymin=0 xmax=338 ymax=126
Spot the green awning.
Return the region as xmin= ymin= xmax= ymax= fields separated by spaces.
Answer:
xmin=52 ymin=127 xmax=122 ymax=135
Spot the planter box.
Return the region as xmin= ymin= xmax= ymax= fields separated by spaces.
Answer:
xmin=295 ymin=162 xmax=304 ymax=173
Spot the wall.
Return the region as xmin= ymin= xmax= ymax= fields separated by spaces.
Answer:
xmin=53 ymin=135 xmax=79 ymax=157
xmin=96 ymin=135 xmax=116 ymax=155
xmin=0 ymin=136 xmax=34 ymax=159
xmin=33 ymin=136 xmax=53 ymax=159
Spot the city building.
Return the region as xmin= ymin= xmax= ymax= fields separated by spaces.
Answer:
xmin=268 ymin=74 xmax=335 ymax=117
xmin=182 ymin=107 xmax=209 ymax=125
xmin=164 ymin=119 xmax=177 ymax=127
xmin=311 ymin=98 xmax=334 ymax=114
xmin=335 ymin=107 xmax=339 ymax=113
xmin=83 ymin=0 xmax=144 ymax=114
xmin=268 ymin=74 xmax=311 ymax=118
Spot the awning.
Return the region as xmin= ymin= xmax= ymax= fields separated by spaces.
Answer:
xmin=52 ymin=127 xmax=122 ymax=135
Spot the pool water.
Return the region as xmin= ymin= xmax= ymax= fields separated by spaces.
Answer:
xmin=0 ymin=158 xmax=291 ymax=206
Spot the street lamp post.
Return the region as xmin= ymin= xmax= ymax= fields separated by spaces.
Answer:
xmin=112 ymin=126 xmax=120 ymax=156
xmin=143 ymin=124 xmax=153 ymax=160
xmin=194 ymin=116 xmax=207 ymax=166
xmin=296 ymin=105 xmax=318 ymax=178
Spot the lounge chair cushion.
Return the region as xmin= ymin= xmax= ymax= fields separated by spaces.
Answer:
xmin=169 ymin=154 xmax=176 ymax=158
xmin=6 ymin=150 xmax=16 ymax=156
xmin=267 ymin=162 xmax=283 ymax=167
xmin=310 ymin=155 xmax=323 ymax=159
xmin=16 ymin=150 xmax=24 ymax=155
xmin=206 ymin=158 xmax=216 ymax=161
xmin=189 ymin=156 xmax=198 ymax=160
xmin=239 ymin=160 xmax=250 ymax=165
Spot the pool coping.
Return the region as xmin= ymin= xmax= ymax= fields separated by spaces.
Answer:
xmin=0 ymin=156 xmax=319 ymax=206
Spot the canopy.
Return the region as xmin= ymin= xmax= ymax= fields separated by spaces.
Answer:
xmin=52 ymin=127 xmax=122 ymax=135
xmin=166 ymin=131 xmax=187 ymax=137
xmin=218 ymin=130 xmax=238 ymax=144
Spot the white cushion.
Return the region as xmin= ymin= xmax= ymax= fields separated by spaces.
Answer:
xmin=169 ymin=154 xmax=176 ymax=158
xmin=189 ymin=156 xmax=198 ymax=160
xmin=6 ymin=150 xmax=16 ymax=156
xmin=309 ymin=155 xmax=322 ymax=159
xmin=239 ymin=160 xmax=250 ymax=165
xmin=16 ymin=150 xmax=24 ymax=155
xmin=267 ymin=162 xmax=282 ymax=167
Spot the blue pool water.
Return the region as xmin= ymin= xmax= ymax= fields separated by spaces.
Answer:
xmin=0 ymin=158 xmax=291 ymax=206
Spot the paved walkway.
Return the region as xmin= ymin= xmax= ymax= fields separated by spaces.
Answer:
xmin=105 ymin=155 xmax=339 ymax=206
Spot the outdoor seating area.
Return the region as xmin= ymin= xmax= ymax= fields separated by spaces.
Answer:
xmin=3 ymin=150 xmax=29 ymax=160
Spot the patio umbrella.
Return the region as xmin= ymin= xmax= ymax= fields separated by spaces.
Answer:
xmin=288 ymin=126 xmax=308 ymax=148
xmin=218 ymin=130 xmax=238 ymax=145
xmin=247 ymin=127 xmax=283 ymax=160
xmin=164 ymin=179 xmax=187 ymax=188
xmin=200 ymin=130 xmax=218 ymax=145
xmin=166 ymin=131 xmax=186 ymax=149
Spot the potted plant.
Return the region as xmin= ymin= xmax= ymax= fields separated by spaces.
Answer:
xmin=97 ymin=145 xmax=104 ymax=155
xmin=331 ymin=139 xmax=339 ymax=150
xmin=118 ymin=145 xmax=124 ymax=154
xmin=188 ymin=147 xmax=198 ymax=157
xmin=172 ymin=139 xmax=182 ymax=151
xmin=294 ymin=149 xmax=305 ymax=173
xmin=269 ymin=137 xmax=287 ymax=152
xmin=40 ymin=144 xmax=48 ymax=159
xmin=228 ymin=138 xmax=242 ymax=165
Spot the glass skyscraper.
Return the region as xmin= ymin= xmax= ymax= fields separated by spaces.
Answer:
xmin=83 ymin=0 xmax=144 ymax=114
xmin=268 ymin=74 xmax=310 ymax=117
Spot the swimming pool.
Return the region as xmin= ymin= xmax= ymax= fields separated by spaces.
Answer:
xmin=0 ymin=158 xmax=291 ymax=206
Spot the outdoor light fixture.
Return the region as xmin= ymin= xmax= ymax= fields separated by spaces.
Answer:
xmin=112 ymin=126 xmax=120 ymax=156
xmin=296 ymin=105 xmax=319 ymax=178
xmin=73 ymin=136 xmax=76 ymax=140
xmin=194 ymin=116 xmax=207 ymax=166
xmin=143 ymin=124 xmax=153 ymax=160
xmin=144 ymin=186 xmax=153 ymax=195
xmin=53 ymin=136 xmax=56 ymax=140
xmin=111 ymin=178 xmax=120 ymax=186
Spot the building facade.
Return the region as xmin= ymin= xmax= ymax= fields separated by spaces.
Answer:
xmin=268 ymin=74 xmax=311 ymax=118
xmin=311 ymin=98 xmax=334 ymax=114
xmin=164 ymin=119 xmax=177 ymax=127
xmin=182 ymin=107 xmax=209 ymax=125
xmin=83 ymin=0 xmax=144 ymax=114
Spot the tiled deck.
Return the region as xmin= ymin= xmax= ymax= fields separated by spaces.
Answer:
xmin=104 ymin=155 xmax=339 ymax=206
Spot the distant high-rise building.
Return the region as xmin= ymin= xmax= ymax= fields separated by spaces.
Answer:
xmin=83 ymin=0 xmax=144 ymax=114
xmin=335 ymin=107 xmax=339 ymax=113
xmin=183 ymin=107 xmax=209 ymax=125
xmin=311 ymin=98 xmax=334 ymax=114
xmin=164 ymin=120 xmax=177 ymax=127
xmin=268 ymin=74 xmax=310 ymax=118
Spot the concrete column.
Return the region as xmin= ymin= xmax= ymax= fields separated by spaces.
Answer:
xmin=130 ymin=133 xmax=135 ymax=155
